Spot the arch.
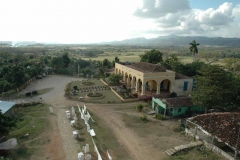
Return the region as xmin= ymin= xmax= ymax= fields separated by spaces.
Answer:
xmin=159 ymin=79 xmax=172 ymax=93
xmin=145 ymin=79 xmax=157 ymax=92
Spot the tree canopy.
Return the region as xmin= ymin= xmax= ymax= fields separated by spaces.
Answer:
xmin=108 ymin=74 xmax=123 ymax=84
xmin=0 ymin=110 xmax=16 ymax=137
xmin=191 ymin=65 xmax=240 ymax=111
xmin=140 ymin=49 xmax=163 ymax=64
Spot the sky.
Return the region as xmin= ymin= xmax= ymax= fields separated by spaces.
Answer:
xmin=0 ymin=0 xmax=240 ymax=43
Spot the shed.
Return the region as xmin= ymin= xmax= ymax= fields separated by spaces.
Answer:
xmin=152 ymin=97 xmax=205 ymax=118
xmin=0 ymin=101 xmax=15 ymax=116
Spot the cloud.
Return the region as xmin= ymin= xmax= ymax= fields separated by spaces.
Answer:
xmin=196 ymin=2 xmax=234 ymax=26
xmin=134 ymin=0 xmax=190 ymax=18
xmin=135 ymin=2 xmax=239 ymax=38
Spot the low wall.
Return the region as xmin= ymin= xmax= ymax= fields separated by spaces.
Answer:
xmin=100 ymin=79 xmax=139 ymax=102
xmin=185 ymin=128 xmax=234 ymax=160
xmin=203 ymin=140 xmax=234 ymax=160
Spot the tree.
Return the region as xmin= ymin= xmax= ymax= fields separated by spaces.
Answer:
xmin=161 ymin=54 xmax=180 ymax=69
xmin=115 ymin=56 xmax=120 ymax=63
xmin=223 ymin=58 xmax=240 ymax=72
xmin=99 ymin=67 xmax=105 ymax=80
xmin=0 ymin=110 xmax=16 ymax=137
xmin=189 ymin=40 xmax=200 ymax=61
xmin=140 ymin=49 xmax=163 ymax=64
xmin=191 ymin=65 xmax=239 ymax=112
xmin=102 ymin=59 xmax=112 ymax=68
xmin=62 ymin=53 xmax=71 ymax=68
xmin=108 ymin=74 xmax=123 ymax=84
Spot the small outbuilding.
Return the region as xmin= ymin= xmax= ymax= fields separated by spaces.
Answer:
xmin=0 ymin=101 xmax=15 ymax=116
xmin=152 ymin=97 xmax=205 ymax=118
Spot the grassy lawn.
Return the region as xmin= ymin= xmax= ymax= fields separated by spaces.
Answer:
xmin=163 ymin=147 xmax=225 ymax=160
xmin=72 ymin=105 xmax=131 ymax=160
xmin=6 ymin=103 xmax=50 ymax=160
xmin=66 ymin=79 xmax=122 ymax=103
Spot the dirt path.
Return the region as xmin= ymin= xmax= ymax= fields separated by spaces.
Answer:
xmin=13 ymin=75 xmax=190 ymax=160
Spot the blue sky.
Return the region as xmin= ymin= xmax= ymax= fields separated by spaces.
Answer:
xmin=0 ymin=0 xmax=240 ymax=43
xmin=190 ymin=0 xmax=239 ymax=9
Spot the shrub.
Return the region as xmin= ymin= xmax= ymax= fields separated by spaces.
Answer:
xmin=140 ymin=114 xmax=148 ymax=122
xmin=170 ymin=92 xmax=177 ymax=97
xmin=133 ymin=93 xmax=138 ymax=98
xmin=32 ymin=90 xmax=38 ymax=94
xmin=137 ymin=104 xmax=144 ymax=111
xmin=25 ymin=92 xmax=31 ymax=96
xmin=155 ymin=114 xmax=164 ymax=120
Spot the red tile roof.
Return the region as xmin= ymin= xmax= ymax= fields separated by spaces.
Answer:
xmin=125 ymin=62 xmax=166 ymax=73
xmin=189 ymin=112 xmax=240 ymax=150
xmin=163 ymin=97 xmax=193 ymax=108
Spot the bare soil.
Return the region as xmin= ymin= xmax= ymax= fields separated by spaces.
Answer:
xmin=14 ymin=75 xmax=191 ymax=160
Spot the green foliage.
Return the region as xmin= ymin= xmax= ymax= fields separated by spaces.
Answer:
xmin=102 ymin=59 xmax=112 ymax=68
xmin=161 ymin=54 xmax=180 ymax=69
xmin=223 ymin=57 xmax=240 ymax=72
xmin=62 ymin=52 xmax=71 ymax=68
xmin=108 ymin=74 xmax=123 ymax=84
xmin=0 ymin=110 xmax=16 ymax=137
xmin=189 ymin=40 xmax=200 ymax=61
xmin=137 ymin=104 xmax=144 ymax=111
xmin=155 ymin=114 xmax=164 ymax=120
xmin=140 ymin=114 xmax=148 ymax=122
xmin=170 ymin=92 xmax=177 ymax=97
xmin=172 ymin=61 xmax=206 ymax=77
xmin=140 ymin=49 xmax=163 ymax=64
xmin=192 ymin=65 xmax=240 ymax=111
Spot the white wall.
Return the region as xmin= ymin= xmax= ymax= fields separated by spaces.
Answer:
xmin=172 ymin=78 xmax=193 ymax=96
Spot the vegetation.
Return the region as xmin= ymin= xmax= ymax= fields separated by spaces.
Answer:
xmin=0 ymin=111 xmax=16 ymax=137
xmin=192 ymin=65 xmax=240 ymax=111
xmin=108 ymin=74 xmax=123 ymax=85
xmin=189 ymin=40 xmax=200 ymax=61
xmin=155 ymin=114 xmax=164 ymax=120
xmin=6 ymin=103 xmax=50 ymax=159
xmin=140 ymin=49 xmax=163 ymax=64
xmin=137 ymin=104 xmax=144 ymax=112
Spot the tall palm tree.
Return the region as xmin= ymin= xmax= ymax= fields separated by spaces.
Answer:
xmin=189 ymin=40 xmax=200 ymax=61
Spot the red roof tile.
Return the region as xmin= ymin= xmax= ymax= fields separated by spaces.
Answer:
xmin=189 ymin=112 xmax=240 ymax=150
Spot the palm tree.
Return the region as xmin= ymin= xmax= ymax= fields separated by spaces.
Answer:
xmin=189 ymin=40 xmax=200 ymax=61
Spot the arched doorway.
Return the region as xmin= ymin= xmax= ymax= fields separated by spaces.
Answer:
xmin=160 ymin=79 xmax=171 ymax=93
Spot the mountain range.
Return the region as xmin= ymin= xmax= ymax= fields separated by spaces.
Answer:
xmin=1 ymin=35 xmax=240 ymax=47
xmin=104 ymin=35 xmax=240 ymax=47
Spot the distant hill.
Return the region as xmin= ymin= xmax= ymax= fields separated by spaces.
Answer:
xmin=103 ymin=35 xmax=240 ymax=47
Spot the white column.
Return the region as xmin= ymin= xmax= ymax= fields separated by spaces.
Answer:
xmin=141 ymin=85 xmax=146 ymax=95
xmin=156 ymin=84 xmax=160 ymax=94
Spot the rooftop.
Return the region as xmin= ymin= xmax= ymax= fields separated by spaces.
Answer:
xmin=124 ymin=62 xmax=166 ymax=73
xmin=175 ymin=73 xmax=192 ymax=79
xmin=0 ymin=101 xmax=15 ymax=114
xmin=189 ymin=112 xmax=240 ymax=150
xmin=162 ymin=97 xmax=193 ymax=108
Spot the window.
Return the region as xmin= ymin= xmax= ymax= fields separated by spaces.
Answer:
xmin=178 ymin=108 xmax=182 ymax=113
xmin=184 ymin=81 xmax=188 ymax=91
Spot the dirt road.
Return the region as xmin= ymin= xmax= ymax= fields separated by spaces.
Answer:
xmin=14 ymin=75 xmax=190 ymax=160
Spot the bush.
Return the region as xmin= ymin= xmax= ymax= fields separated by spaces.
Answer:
xmin=155 ymin=114 xmax=164 ymax=120
xmin=170 ymin=92 xmax=177 ymax=97
xmin=25 ymin=92 xmax=31 ymax=96
xmin=140 ymin=114 xmax=148 ymax=122
xmin=133 ymin=93 xmax=138 ymax=98
xmin=31 ymin=90 xmax=38 ymax=94
xmin=137 ymin=104 xmax=144 ymax=111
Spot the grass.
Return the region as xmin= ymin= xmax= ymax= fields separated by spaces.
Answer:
xmin=163 ymin=147 xmax=225 ymax=160
xmin=66 ymin=79 xmax=122 ymax=103
xmin=18 ymin=87 xmax=53 ymax=99
xmin=75 ymin=105 xmax=130 ymax=160
xmin=73 ymin=105 xmax=131 ymax=160
xmin=6 ymin=103 xmax=50 ymax=160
